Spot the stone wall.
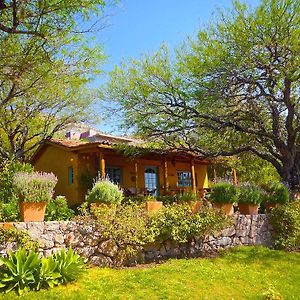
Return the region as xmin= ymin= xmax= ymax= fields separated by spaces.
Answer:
xmin=0 ymin=214 xmax=272 ymax=266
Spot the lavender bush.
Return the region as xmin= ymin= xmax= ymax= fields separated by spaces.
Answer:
xmin=13 ymin=172 xmax=58 ymax=203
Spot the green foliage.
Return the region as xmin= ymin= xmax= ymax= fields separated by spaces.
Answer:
xmin=91 ymin=203 xmax=154 ymax=264
xmin=209 ymin=182 xmax=237 ymax=204
xmin=156 ymin=195 xmax=178 ymax=205
xmin=45 ymin=196 xmax=75 ymax=221
xmin=53 ymin=248 xmax=85 ymax=284
xmin=35 ymin=257 xmax=61 ymax=291
xmin=150 ymin=204 xmax=231 ymax=243
xmin=0 ymin=159 xmax=33 ymax=203
xmin=270 ymin=200 xmax=300 ymax=251
xmin=0 ymin=160 xmax=34 ymax=222
xmin=86 ymin=178 xmax=123 ymax=205
xmin=176 ymin=191 xmax=198 ymax=203
xmin=264 ymin=183 xmax=290 ymax=204
xmin=13 ymin=172 xmax=58 ymax=203
xmin=0 ymin=249 xmax=40 ymax=295
xmin=0 ymin=228 xmax=38 ymax=252
xmin=237 ymin=183 xmax=263 ymax=205
xmin=0 ymin=248 xmax=84 ymax=295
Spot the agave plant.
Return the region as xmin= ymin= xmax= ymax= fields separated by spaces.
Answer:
xmin=0 ymin=248 xmax=40 ymax=295
xmin=35 ymin=257 xmax=61 ymax=290
xmin=53 ymin=248 xmax=85 ymax=283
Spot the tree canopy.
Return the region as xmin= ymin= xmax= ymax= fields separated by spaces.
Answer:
xmin=107 ymin=0 xmax=300 ymax=188
xmin=0 ymin=0 xmax=107 ymax=160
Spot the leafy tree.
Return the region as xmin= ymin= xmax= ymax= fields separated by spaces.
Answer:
xmin=107 ymin=0 xmax=300 ymax=189
xmin=0 ymin=0 xmax=108 ymax=160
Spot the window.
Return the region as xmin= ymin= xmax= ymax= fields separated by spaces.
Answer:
xmin=68 ymin=166 xmax=74 ymax=185
xmin=106 ymin=167 xmax=122 ymax=184
xmin=177 ymin=171 xmax=191 ymax=187
xmin=145 ymin=167 xmax=158 ymax=195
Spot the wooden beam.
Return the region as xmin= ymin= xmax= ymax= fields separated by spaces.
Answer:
xmin=191 ymin=159 xmax=197 ymax=194
xmin=134 ymin=161 xmax=139 ymax=190
xmin=163 ymin=156 xmax=169 ymax=193
xmin=99 ymin=152 xmax=106 ymax=178
xmin=232 ymin=168 xmax=238 ymax=185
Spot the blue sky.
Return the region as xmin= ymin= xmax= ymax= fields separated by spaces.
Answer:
xmin=94 ymin=0 xmax=260 ymax=133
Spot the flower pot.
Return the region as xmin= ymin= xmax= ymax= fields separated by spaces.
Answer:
xmin=265 ymin=203 xmax=279 ymax=213
xmin=145 ymin=201 xmax=163 ymax=213
xmin=19 ymin=202 xmax=47 ymax=222
xmin=189 ymin=200 xmax=203 ymax=213
xmin=238 ymin=203 xmax=259 ymax=215
xmin=212 ymin=203 xmax=234 ymax=216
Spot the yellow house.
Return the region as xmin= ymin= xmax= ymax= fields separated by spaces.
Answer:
xmin=31 ymin=134 xmax=210 ymax=205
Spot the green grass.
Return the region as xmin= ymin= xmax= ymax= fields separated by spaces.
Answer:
xmin=1 ymin=246 xmax=299 ymax=300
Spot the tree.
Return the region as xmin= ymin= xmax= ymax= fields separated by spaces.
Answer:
xmin=0 ymin=0 xmax=107 ymax=160
xmin=107 ymin=0 xmax=300 ymax=189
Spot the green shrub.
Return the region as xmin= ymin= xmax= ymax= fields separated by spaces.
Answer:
xmin=237 ymin=183 xmax=263 ymax=205
xmin=53 ymin=248 xmax=85 ymax=283
xmin=150 ymin=204 xmax=231 ymax=243
xmin=0 ymin=159 xmax=33 ymax=204
xmin=13 ymin=172 xmax=58 ymax=203
xmin=0 ymin=159 xmax=33 ymax=222
xmin=0 ymin=227 xmax=39 ymax=252
xmin=176 ymin=191 xmax=197 ymax=203
xmin=0 ymin=247 xmax=84 ymax=295
xmin=264 ymin=183 xmax=290 ymax=204
xmin=35 ymin=257 xmax=61 ymax=290
xmin=156 ymin=195 xmax=177 ymax=205
xmin=209 ymin=182 xmax=237 ymax=204
xmin=90 ymin=203 xmax=154 ymax=264
xmin=0 ymin=249 xmax=40 ymax=295
xmin=270 ymin=200 xmax=300 ymax=251
xmin=122 ymin=196 xmax=146 ymax=205
xmin=86 ymin=178 xmax=123 ymax=205
xmin=45 ymin=196 xmax=75 ymax=221
xmin=0 ymin=200 xmax=19 ymax=222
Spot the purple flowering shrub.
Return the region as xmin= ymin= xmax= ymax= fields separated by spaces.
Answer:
xmin=13 ymin=172 xmax=58 ymax=203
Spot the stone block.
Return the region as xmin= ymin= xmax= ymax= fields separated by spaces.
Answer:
xmin=97 ymin=240 xmax=118 ymax=257
xmin=215 ymin=237 xmax=231 ymax=247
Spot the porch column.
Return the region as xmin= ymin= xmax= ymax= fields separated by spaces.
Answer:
xmin=99 ymin=152 xmax=106 ymax=178
xmin=191 ymin=159 xmax=197 ymax=195
xmin=134 ymin=161 xmax=139 ymax=190
xmin=163 ymin=156 xmax=169 ymax=193
xmin=213 ymin=164 xmax=217 ymax=183
xmin=232 ymin=168 xmax=238 ymax=185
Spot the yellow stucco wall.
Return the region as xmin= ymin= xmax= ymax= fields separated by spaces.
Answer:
xmin=33 ymin=145 xmax=79 ymax=205
xmin=33 ymin=145 xmax=209 ymax=204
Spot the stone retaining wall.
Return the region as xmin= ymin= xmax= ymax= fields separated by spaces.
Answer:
xmin=0 ymin=214 xmax=272 ymax=266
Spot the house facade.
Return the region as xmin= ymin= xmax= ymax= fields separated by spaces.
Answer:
xmin=31 ymin=134 xmax=210 ymax=205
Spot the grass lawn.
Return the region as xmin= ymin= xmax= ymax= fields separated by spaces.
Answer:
xmin=1 ymin=246 xmax=299 ymax=300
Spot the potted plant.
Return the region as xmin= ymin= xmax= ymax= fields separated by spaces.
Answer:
xmin=176 ymin=191 xmax=202 ymax=213
xmin=263 ymin=183 xmax=289 ymax=212
xmin=13 ymin=172 xmax=58 ymax=222
xmin=144 ymin=195 xmax=163 ymax=213
xmin=237 ymin=183 xmax=263 ymax=215
xmin=86 ymin=178 xmax=123 ymax=210
xmin=209 ymin=182 xmax=237 ymax=216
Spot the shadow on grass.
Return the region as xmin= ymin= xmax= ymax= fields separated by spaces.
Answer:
xmin=221 ymin=246 xmax=300 ymax=268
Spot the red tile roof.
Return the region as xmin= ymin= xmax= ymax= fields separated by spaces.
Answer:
xmin=49 ymin=138 xmax=89 ymax=148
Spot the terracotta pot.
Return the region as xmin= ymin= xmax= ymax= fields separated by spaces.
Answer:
xmin=238 ymin=203 xmax=259 ymax=215
xmin=19 ymin=202 xmax=47 ymax=222
xmin=145 ymin=201 xmax=163 ymax=213
xmin=213 ymin=203 xmax=234 ymax=216
xmin=189 ymin=200 xmax=203 ymax=213
xmin=265 ymin=203 xmax=279 ymax=213
xmin=0 ymin=222 xmax=14 ymax=229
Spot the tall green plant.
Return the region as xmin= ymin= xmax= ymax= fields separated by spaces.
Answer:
xmin=209 ymin=182 xmax=237 ymax=204
xmin=0 ymin=249 xmax=40 ymax=295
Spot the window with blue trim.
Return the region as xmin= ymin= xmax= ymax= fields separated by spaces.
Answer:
xmin=68 ymin=166 xmax=74 ymax=185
